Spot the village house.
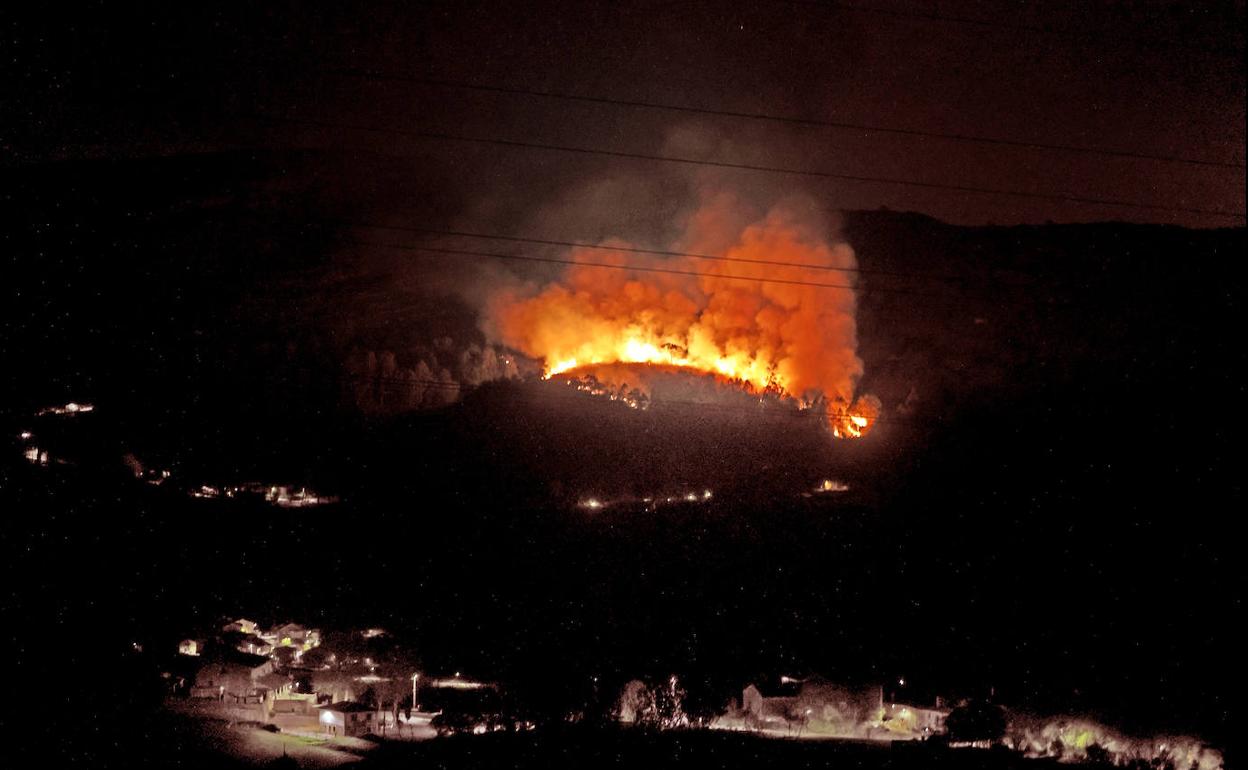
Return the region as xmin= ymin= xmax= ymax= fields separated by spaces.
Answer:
xmin=268 ymin=485 xmax=339 ymax=508
xmin=190 ymin=651 xmax=275 ymax=704
xmin=228 ymin=633 xmax=273 ymax=657
xmin=882 ymin=700 xmax=949 ymax=735
xmin=741 ymin=679 xmax=802 ymax=727
xmin=221 ymin=618 xmax=260 ymax=636
xmin=270 ymin=691 xmax=320 ymax=716
xmin=304 ymin=670 xmax=359 ymax=705
xmin=318 ymin=701 xmax=377 ymax=737
xmin=743 ymin=676 xmax=884 ymax=733
xmin=879 ymin=680 xmax=953 ymax=736
xmin=266 ymin=622 xmax=321 ymax=651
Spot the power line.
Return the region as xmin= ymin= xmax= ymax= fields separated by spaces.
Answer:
xmin=338 ymin=238 xmax=1106 ymax=321
xmin=247 ymin=113 xmax=1246 ymax=221
xmin=332 ymin=222 xmax=1215 ymax=309
xmin=300 ymin=280 xmax=1077 ymax=346
xmin=329 ymin=69 xmax=1245 ymax=171
xmin=335 ymin=225 xmax=1075 ymax=306
xmin=334 ymin=221 xmax=971 ymax=283
xmin=343 ymin=238 xmax=1052 ymax=302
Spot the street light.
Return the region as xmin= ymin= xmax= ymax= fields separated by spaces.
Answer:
xmin=411 ymin=673 xmax=420 ymax=713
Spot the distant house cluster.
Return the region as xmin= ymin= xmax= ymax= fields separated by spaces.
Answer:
xmin=731 ymin=675 xmax=950 ymax=739
xmin=575 ymin=476 xmax=854 ymax=513
xmin=167 ymin=616 xmax=492 ymax=738
xmin=172 ymin=619 xmax=341 ymax=723
xmin=15 ymin=401 xmax=339 ymax=507
xmin=578 ymin=488 xmax=715 ymax=512
xmin=181 ymin=618 xmax=321 ymax=662
xmin=23 ymin=444 xmax=53 ymax=467
xmin=36 ymin=401 xmax=95 ymax=416
xmin=16 ymin=402 xmax=96 ymax=468
xmin=188 ymin=483 xmax=338 ymax=508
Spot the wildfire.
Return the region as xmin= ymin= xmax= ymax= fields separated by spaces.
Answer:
xmin=488 ymin=195 xmax=879 ymax=438
xmin=832 ymin=411 xmax=875 ymax=439
xmin=543 ymin=335 xmax=779 ymax=392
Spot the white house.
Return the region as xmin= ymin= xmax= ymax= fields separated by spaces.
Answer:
xmin=318 ymin=701 xmax=377 ymax=737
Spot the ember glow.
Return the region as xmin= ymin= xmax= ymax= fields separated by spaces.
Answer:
xmin=489 ymin=197 xmax=879 ymax=438
xmin=817 ymin=479 xmax=850 ymax=493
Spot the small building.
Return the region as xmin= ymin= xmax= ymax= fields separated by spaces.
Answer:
xmin=269 ymin=485 xmax=338 ymax=508
xmin=742 ymin=679 xmax=802 ymax=726
xmin=882 ymin=701 xmax=949 ymax=735
xmin=192 ymin=651 xmax=275 ymax=704
xmin=880 ymin=681 xmax=952 ymax=736
xmin=222 ymin=618 xmax=260 ymax=636
xmin=178 ymin=639 xmax=204 ymax=656
xmin=230 ymin=633 xmax=272 ymax=657
xmin=743 ymin=676 xmax=883 ymax=732
xmin=271 ymin=692 xmax=319 ymax=715
xmin=269 ymin=622 xmax=321 ymax=650
xmin=258 ymin=672 xmax=293 ymax=698
xmin=318 ymin=701 xmax=377 ymax=737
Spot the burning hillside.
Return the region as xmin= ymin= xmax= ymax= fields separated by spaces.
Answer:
xmin=487 ymin=195 xmax=880 ymax=438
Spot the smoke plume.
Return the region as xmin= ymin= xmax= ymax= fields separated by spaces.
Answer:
xmin=485 ymin=189 xmax=879 ymax=436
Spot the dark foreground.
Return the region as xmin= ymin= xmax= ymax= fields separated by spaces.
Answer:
xmin=365 ymin=730 xmax=1067 ymax=770
xmin=58 ymin=712 xmax=1086 ymax=770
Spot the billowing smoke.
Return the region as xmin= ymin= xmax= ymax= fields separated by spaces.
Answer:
xmin=484 ymin=189 xmax=879 ymax=436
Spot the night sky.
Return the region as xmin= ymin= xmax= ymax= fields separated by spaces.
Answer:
xmin=2 ymin=1 xmax=1244 ymax=766
xmin=6 ymin=1 xmax=1243 ymax=223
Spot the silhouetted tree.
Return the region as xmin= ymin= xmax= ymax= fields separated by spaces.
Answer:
xmin=1085 ymin=743 xmax=1112 ymax=766
xmin=945 ymin=700 xmax=1006 ymax=744
xmin=299 ymin=647 xmax=329 ymax=669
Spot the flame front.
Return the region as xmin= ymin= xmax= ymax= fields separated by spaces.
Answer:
xmin=488 ymin=196 xmax=879 ymax=438
xmin=542 ymin=333 xmax=779 ymax=392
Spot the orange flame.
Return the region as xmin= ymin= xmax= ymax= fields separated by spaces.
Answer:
xmin=488 ymin=197 xmax=878 ymax=437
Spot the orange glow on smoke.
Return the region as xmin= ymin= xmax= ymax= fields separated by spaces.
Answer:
xmin=489 ymin=197 xmax=879 ymax=438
